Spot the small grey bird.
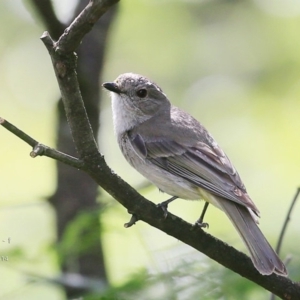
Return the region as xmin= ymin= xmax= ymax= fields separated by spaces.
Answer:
xmin=103 ymin=73 xmax=287 ymax=276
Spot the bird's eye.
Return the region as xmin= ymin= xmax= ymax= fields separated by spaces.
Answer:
xmin=136 ymin=89 xmax=147 ymax=98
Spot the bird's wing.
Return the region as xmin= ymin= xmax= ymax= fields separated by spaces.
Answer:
xmin=128 ymin=131 xmax=259 ymax=214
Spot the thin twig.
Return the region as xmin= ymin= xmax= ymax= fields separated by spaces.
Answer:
xmin=270 ymin=188 xmax=300 ymax=300
xmin=0 ymin=117 xmax=38 ymax=147
xmin=276 ymin=188 xmax=300 ymax=255
xmin=55 ymin=0 xmax=119 ymax=54
xmin=0 ymin=117 xmax=84 ymax=169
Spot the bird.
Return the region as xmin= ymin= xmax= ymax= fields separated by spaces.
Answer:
xmin=102 ymin=72 xmax=287 ymax=276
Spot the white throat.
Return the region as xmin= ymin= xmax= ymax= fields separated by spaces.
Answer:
xmin=111 ymin=92 xmax=138 ymax=136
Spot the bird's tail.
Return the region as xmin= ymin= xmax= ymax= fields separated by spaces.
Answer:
xmin=219 ymin=200 xmax=287 ymax=276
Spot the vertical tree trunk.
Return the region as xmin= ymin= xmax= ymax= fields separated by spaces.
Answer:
xmin=31 ymin=1 xmax=117 ymax=298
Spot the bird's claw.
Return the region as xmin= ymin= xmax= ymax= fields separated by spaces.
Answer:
xmin=157 ymin=196 xmax=178 ymax=219
xmin=157 ymin=202 xmax=169 ymax=218
xmin=194 ymin=220 xmax=209 ymax=229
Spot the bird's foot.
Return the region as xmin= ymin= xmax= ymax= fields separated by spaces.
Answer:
xmin=193 ymin=202 xmax=209 ymax=229
xmin=194 ymin=219 xmax=209 ymax=229
xmin=157 ymin=196 xmax=178 ymax=218
xmin=157 ymin=202 xmax=169 ymax=219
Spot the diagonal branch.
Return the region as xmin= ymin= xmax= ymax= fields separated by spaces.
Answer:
xmin=276 ymin=188 xmax=300 ymax=255
xmin=0 ymin=117 xmax=84 ymax=169
xmin=1 ymin=113 xmax=299 ymax=299
xmin=55 ymin=0 xmax=119 ymax=54
xmin=41 ymin=31 xmax=99 ymax=162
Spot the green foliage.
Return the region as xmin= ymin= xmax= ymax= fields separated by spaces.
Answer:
xmin=80 ymin=259 xmax=272 ymax=300
xmin=57 ymin=208 xmax=104 ymax=266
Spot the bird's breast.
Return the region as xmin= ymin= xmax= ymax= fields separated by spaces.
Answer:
xmin=117 ymin=132 xmax=200 ymax=200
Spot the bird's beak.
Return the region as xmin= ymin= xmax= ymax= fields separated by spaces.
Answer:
xmin=102 ymin=82 xmax=121 ymax=94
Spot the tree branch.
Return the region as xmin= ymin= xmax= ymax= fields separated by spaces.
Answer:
xmin=55 ymin=0 xmax=119 ymax=54
xmin=41 ymin=31 xmax=100 ymax=162
xmin=0 ymin=117 xmax=84 ymax=169
xmin=1 ymin=0 xmax=299 ymax=299
xmin=29 ymin=1 xmax=117 ymax=296
xmin=276 ymin=188 xmax=300 ymax=255
xmin=1 ymin=112 xmax=299 ymax=298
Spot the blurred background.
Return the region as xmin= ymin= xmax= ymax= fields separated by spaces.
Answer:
xmin=0 ymin=0 xmax=299 ymax=299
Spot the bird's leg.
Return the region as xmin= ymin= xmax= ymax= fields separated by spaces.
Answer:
xmin=157 ymin=196 xmax=178 ymax=218
xmin=195 ymin=202 xmax=209 ymax=228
